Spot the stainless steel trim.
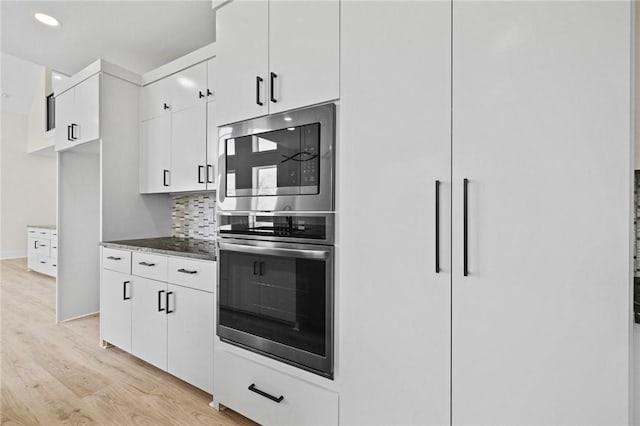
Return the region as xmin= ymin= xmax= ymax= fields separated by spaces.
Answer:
xmin=217 ymin=103 xmax=335 ymax=212
xmin=218 ymin=241 xmax=330 ymax=260
xmin=217 ymin=211 xmax=335 ymax=245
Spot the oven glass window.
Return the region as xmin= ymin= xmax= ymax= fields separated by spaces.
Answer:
xmin=219 ymin=250 xmax=327 ymax=357
xmin=225 ymin=123 xmax=320 ymax=197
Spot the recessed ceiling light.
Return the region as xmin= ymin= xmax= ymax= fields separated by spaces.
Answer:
xmin=284 ymin=117 xmax=292 ymax=122
xmin=34 ymin=13 xmax=60 ymax=27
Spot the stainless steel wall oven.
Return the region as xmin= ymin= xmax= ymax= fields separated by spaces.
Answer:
xmin=217 ymin=212 xmax=335 ymax=378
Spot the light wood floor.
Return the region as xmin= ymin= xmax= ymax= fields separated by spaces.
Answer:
xmin=0 ymin=258 xmax=257 ymax=425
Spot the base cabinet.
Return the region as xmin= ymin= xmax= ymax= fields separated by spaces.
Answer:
xmin=214 ymin=349 xmax=338 ymax=426
xmin=27 ymin=227 xmax=57 ymax=278
xmin=101 ymin=248 xmax=215 ymax=394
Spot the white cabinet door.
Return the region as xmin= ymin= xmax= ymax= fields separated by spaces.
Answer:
xmin=339 ymin=2 xmax=452 ymax=425
xmin=206 ymin=58 xmax=216 ymax=104
xmin=140 ymin=115 xmax=172 ymax=193
xmin=54 ymin=88 xmax=75 ymax=151
xmin=170 ymin=62 xmax=208 ymax=113
xmin=216 ymin=0 xmax=269 ymax=125
xmin=74 ymin=74 xmax=100 ymax=145
xmin=167 ymin=284 xmax=214 ymax=394
xmin=102 ymin=269 xmax=132 ymax=352
xmin=451 ymin=2 xmax=631 ymax=424
xmin=171 ymin=103 xmax=207 ymax=192
xmin=268 ymin=0 xmax=339 ymax=114
xmin=142 ymin=78 xmax=172 ymax=121
xmin=27 ymin=237 xmax=40 ymax=270
xmin=206 ymin=101 xmax=217 ymax=190
xmin=131 ymin=277 xmax=167 ymax=370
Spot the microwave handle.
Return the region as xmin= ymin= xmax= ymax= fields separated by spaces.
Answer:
xmin=218 ymin=241 xmax=330 ymax=260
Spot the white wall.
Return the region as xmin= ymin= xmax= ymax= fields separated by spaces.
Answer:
xmin=0 ymin=112 xmax=57 ymax=259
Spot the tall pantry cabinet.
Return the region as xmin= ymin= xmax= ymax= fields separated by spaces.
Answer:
xmin=339 ymin=1 xmax=632 ymax=425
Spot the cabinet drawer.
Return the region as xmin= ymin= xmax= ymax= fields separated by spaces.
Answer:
xmin=214 ymin=350 xmax=338 ymax=426
xmin=103 ymin=248 xmax=132 ymax=273
xmin=28 ymin=228 xmax=51 ymax=238
xmin=132 ymin=252 xmax=168 ymax=281
xmin=34 ymin=257 xmax=57 ymax=278
xmin=31 ymin=238 xmax=50 ymax=257
xmin=167 ymin=257 xmax=215 ymax=292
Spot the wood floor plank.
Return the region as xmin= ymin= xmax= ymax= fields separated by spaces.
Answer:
xmin=1 ymin=258 xmax=257 ymax=426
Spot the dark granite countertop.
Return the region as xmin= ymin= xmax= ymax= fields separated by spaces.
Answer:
xmin=27 ymin=225 xmax=56 ymax=230
xmin=101 ymin=237 xmax=216 ymax=261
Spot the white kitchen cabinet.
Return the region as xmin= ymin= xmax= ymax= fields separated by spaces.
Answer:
xmin=206 ymin=100 xmax=218 ymax=190
xmin=340 ymin=1 xmax=632 ymax=425
xmin=140 ymin=60 xmax=216 ymax=193
xmin=140 ymin=115 xmax=171 ymax=193
xmin=101 ymin=248 xmax=215 ymax=393
xmin=171 ymin=103 xmax=207 ymax=192
xmin=214 ymin=348 xmax=338 ymax=426
xmin=216 ymin=0 xmax=268 ymax=125
xmin=27 ymin=227 xmax=57 ymax=278
xmin=55 ymin=74 xmax=100 ymax=151
xmin=215 ymin=0 xmax=338 ymax=126
xmin=167 ymin=283 xmax=214 ymax=394
xmin=101 ymin=269 xmax=132 ymax=352
xmin=268 ymin=0 xmax=339 ymax=115
xmin=141 ymin=77 xmax=172 ymax=121
xmin=169 ymin=61 xmax=208 ymax=113
xmin=131 ymin=275 xmax=168 ymax=371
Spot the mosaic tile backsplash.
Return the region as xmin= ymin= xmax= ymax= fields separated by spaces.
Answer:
xmin=172 ymin=194 xmax=216 ymax=240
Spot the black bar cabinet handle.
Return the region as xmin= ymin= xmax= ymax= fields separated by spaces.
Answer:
xmin=71 ymin=123 xmax=78 ymax=140
xmin=40 ymin=261 xmax=46 ymax=264
xmin=435 ymin=180 xmax=440 ymax=273
xmin=163 ymin=103 xmax=170 ymax=110
xmin=166 ymin=292 xmax=173 ymax=314
xmin=123 ymin=281 xmax=131 ymax=300
xmin=158 ymin=290 xmax=165 ymax=312
xmin=248 ymin=384 xmax=284 ymax=403
xmin=256 ymin=76 xmax=263 ymax=106
xmin=199 ymin=90 xmax=205 ymax=99
xmin=207 ymin=89 xmax=213 ymax=97
xmin=198 ymin=165 xmax=205 ymax=184
xmin=163 ymin=170 xmax=170 ymax=187
xmin=259 ymin=261 xmax=265 ymax=276
xmin=67 ymin=125 xmax=72 ymax=141
xmin=138 ymin=261 xmax=156 ymax=267
xmin=253 ymin=261 xmax=258 ymax=275
xmin=463 ymin=178 xmax=469 ymax=277
xmin=106 ymin=256 xmax=121 ymax=261
xmin=177 ymin=268 xmax=197 ymax=275
xmin=34 ymin=241 xmax=39 ymax=249
xmin=206 ymin=165 xmax=214 ymax=183
xmin=270 ymin=72 xmax=277 ymax=103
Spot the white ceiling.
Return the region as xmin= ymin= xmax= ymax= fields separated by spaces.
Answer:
xmin=0 ymin=0 xmax=216 ymax=76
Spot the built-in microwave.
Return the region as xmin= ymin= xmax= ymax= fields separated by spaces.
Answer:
xmin=216 ymin=103 xmax=335 ymax=212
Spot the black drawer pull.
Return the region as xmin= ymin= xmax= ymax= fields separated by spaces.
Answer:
xmin=107 ymin=256 xmax=121 ymax=261
xmin=123 ymin=281 xmax=131 ymax=300
xmin=166 ymin=291 xmax=174 ymax=314
xmin=40 ymin=261 xmax=46 ymax=264
xmin=158 ymin=290 xmax=165 ymax=312
xmin=138 ymin=261 xmax=156 ymax=267
xmin=248 ymin=384 xmax=284 ymax=403
xmin=177 ymin=268 xmax=197 ymax=275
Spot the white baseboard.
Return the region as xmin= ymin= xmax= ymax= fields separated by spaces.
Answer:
xmin=1 ymin=250 xmax=27 ymax=260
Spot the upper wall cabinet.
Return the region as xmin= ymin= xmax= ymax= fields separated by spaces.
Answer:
xmin=215 ymin=0 xmax=339 ymax=126
xmin=55 ymin=74 xmax=100 ymax=151
xmin=140 ymin=60 xmax=217 ymax=194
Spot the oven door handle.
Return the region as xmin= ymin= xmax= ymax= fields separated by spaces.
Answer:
xmin=218 ymin=242 xmax=330 ymax=260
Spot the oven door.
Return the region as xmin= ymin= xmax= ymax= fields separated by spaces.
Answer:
xmin=217 ymin=103 xmax=335 ymax=212
xmin=217 ymin=238 xmax=334 ymax=378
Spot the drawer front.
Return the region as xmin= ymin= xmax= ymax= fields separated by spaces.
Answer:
xmin=132 ymin=252 xmax=168 ymax=282
xmin=167 ymin=257 xmax=215 ymax=292
xmin=28 ymin=228 xmax=51 ymax=239
xmin=33 ymin=238 xmax=50 ymax=257
xmin=33 ymin=257 xmax=57 ymax=277
xmin=103 ymin=248 xmax=132 ymax=274
xmin=50 ymin=241 xmax=58 ymax=259
xmin=214 ymin=350 xmax=338 ymax=426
